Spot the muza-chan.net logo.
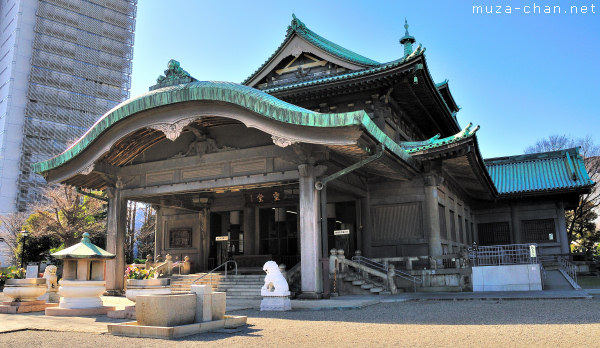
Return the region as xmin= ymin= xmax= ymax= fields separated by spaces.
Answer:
xmin=473 ymin=3 xmax=598 ymax=14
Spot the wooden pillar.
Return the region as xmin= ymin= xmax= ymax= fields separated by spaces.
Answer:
xmin=556 ymin=202 xmax=569 ymax=254
xmin=153 ymin=205 xmax=163 ymax=261
xmin=198 ymin=208 xmax=209 ymax=271
xmin=360 ymin=195 xmax=371 ymax=257
xmin=243 ymin=206 xmax=255 ymax=255
xmin=105 ymin=186 xmax=127 ymax=294
xmin=319 ymin=188 xmax=328 ymax=259
xmin=510 ymin=203 xmax=521 ymax=244
xmin=424 ymin=174 xmax=443 ymax=261
xmin=298 ymin=164 xmax=323 ymax=297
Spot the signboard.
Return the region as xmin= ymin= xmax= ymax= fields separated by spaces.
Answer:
xmin=216 ymin=236 xmax=229 ymax=241
xmin=334 ymin=229 xmax=350 ymax=236
xmin=549 ymin=233 xmax=554 ymax=241
xmin=529 ymin=245 xmax=537 ymax=258
xmin=26 ymin=265 xmax=39 ymax=279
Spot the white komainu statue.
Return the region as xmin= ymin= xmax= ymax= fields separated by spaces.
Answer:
xmin=261 ymin=261 xmax=290 ymax=297
xmin=43 ymin=265 xmax=58 ymax=291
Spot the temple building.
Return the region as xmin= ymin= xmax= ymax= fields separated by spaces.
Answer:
xmin=33 ymin=16 xmax=594 ymax=296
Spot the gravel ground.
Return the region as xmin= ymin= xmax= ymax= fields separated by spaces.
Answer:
xmin=1 ymin=298 xmax=600 ymax=347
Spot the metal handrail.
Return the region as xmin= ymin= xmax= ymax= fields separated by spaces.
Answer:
xmin=558 ymin=256 xmax=578 ymax=284
xmin=351 ymin=255 xmax=422 ymax=291
xmin=191 ymin=260 xmax=238 ymax=286
xmin=352 ymin=255 xmax=388 ymax=273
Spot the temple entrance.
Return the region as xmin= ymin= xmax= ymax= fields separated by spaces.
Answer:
xmin=258 ymin=206 xmax=300 ymax=267
xmin=326 ymin=201 xmax=358 ymax=257
xmin=209 ymin=211 xmax=244 ymax=269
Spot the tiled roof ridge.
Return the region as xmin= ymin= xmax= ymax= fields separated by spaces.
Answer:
xmin=484 ymin=148 xmax=581 ymax=165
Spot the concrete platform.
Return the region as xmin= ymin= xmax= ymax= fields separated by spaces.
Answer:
xmin=45 ymin=306 xmax=116 ymax=316
xmin=107 ymin=315 xmax=247 ymax=339
xmin=0 ymin=300 xmax=58 ymax=313
xmin=381 ymin=290 xmax=593 ymax=302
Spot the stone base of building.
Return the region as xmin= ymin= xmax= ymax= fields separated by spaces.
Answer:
xmin=107 ymin=305 xmax=136 ymax=319
xmin=296 ymin=292 xmax=322 ymax=300
xmin=260 ymin=296 xmax=291 ymax=311
xmin=0 ymin=300 xmax=58 ymax=314
xmin=45 ymin=306 xmax=115 ymax=316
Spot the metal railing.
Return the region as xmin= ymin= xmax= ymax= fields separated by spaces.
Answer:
xmin=352 ymin=255 xmax=388 ymax=273
xmin=558 ymin=256 xmax=578 ymax=285
xmin=352 ymin=255 xmax=422 ymax=290
xmin=191 ymin=260 xmax=238 ymax=287
xmin=469 ymin=243 xmax=539 ymax=266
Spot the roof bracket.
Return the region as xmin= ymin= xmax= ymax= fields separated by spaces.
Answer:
xmin=315 ymin=145 xmax=384 ymax=190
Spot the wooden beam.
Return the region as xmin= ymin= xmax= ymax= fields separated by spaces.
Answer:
xmin=276 ymin=60 xmax=328 ymax=75
xmin=121 ymin=170 xmax=299 ymax=199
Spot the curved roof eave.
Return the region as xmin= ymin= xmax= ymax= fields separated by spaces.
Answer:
xmin=33 ymin=81 xmax=416 ymax=174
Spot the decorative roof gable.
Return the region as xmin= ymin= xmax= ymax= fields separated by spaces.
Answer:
xmin=243 ymin=14 xmax=380 ymax=87
xmin=150 ymin=59 xmax=197 ymax=91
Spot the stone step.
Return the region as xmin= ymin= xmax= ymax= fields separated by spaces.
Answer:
xmin=361 ymin=283 xmax=373 ymax=289
xmin=370 ymin=287 xmax=384 ymax=293
xmin=352 ymin=280 xmax=365 ymax=286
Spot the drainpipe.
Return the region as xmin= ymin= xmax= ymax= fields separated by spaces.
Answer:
xmin=314 ymin=144 xmax=385 ymax=261
xmin=314 ymin=145 xmax=385 ymax=191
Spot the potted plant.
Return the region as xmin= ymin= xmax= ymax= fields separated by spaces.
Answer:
xmin=125 ymin=265 xmax=170 ymax=302
xmin=3 ymin=266 xmax=47 ymax=302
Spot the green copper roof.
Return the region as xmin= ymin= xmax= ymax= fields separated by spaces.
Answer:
xmin=33 ymin=78 xmax=415 ymax=174
xmin=400 ymin=123 xmax=479 ymax=154
xmin=243 ymin=14 xmax=379 ymax=85
xmin=263 ymin=45 xmax=426 ymax=94
xmin=484 ymin=148 xmax=594 ymax=195
xmin=51 ymin=233 xmax=115 ymax=259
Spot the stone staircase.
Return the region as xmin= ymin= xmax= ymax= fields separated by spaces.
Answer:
xmin=169 ymin=273 xmax=264 ymax=299
xmin=341 ymin=270 xmax=390 ymax=295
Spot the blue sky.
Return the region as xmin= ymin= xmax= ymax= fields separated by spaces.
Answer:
xmin=130 ymin=1 xmax=600 ymax=159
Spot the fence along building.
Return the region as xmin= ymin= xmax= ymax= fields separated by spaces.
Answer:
xmin=0 ymin=0 xmax=137 ymax=213
xmin=33 ymin=16 xmax=593 ymax=296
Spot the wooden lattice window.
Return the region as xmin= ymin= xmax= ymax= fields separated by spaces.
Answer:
xmin=477 ymin=222 xmax=510 ymax=246
xmin=521 ymin=219 xmax=555 ymax=243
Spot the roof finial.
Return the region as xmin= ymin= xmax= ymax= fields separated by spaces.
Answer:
xmin=400 ymin=18 xmax=416 ymax=58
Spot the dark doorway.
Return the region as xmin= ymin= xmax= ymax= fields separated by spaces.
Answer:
xmin=258 ymin=206 xmax=299 ymax=267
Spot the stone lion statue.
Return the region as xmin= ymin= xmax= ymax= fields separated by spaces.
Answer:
xmin=261 ymin=261 xmax=290 ymax=297
xmin=43 ymin=265 xmax=58 ymax=291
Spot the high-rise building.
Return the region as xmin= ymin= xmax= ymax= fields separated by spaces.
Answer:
xmin=0 ymin=0 xmax=137 ymax=213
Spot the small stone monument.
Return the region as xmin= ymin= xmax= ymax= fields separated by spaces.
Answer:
xmin=41 ymin=265 xmax=60 ymax=303
xmin=260 ymin=261 xmax=291 ymax=311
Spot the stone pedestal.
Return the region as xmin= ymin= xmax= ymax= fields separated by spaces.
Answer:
xmin=136 ymin=294 xmax=196 ymax=327
xmin=190 ymin=285 xmax=226 ymax=322
xmin=260 ymin=296 xmax=291 ymax=311
xmin=107 ymin=305 xmax=136 ymax=319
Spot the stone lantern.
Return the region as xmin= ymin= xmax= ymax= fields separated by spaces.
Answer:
xmin=45 ymin=232 xmax=116 ymax=316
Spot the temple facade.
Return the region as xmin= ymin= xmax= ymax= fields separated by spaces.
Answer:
xmin=33 ymin=16 xmax=594 ymax=296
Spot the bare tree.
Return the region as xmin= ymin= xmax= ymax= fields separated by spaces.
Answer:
xmin=125 ymin=200 xmax=137 ymax=263
xmin=0 ymin=212 xmax=28 ymax=264
xmin=136 ymin=205 xmax=156 ymax=260
xmin=24 ymin=185 xmax=106 ymax=247
xmin=525 ymin=135 xmax=600 ymax=254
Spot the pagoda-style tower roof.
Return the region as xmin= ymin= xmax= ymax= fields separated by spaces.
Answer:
xmin=52 ymin=233 xmax=115 ymax=259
